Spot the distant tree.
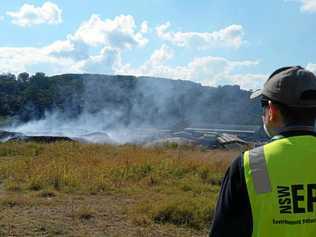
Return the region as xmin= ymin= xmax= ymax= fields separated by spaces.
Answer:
xmin=32 ymin=72 xmax=46 ymax=80
xmin=0 ymin=73 xmax=16 ymax=81
xmin=17 ymin=72 xmax=30 ymax=83
xmin=0 ymin=73 xmax=262 ymax=126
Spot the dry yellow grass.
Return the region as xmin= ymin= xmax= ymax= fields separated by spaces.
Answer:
xmin=0 ymin=141 xmax=239 ymax=236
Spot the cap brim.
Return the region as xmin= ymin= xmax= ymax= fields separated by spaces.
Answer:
xmin=250 ymin=89 xmax=262 ymax=99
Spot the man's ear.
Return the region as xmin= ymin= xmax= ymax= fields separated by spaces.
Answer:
xmin=268 ymin=101 xmax=281 ymax=122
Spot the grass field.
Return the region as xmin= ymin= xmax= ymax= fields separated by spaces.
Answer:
xmin=0 ymin=142 xmax=240 ymax=236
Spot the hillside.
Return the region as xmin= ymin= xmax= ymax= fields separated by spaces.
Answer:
xmin=0 ymin=73 xmax=262 ymax=129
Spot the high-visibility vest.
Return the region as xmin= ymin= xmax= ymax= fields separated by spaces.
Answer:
xmin=243 ymin=135 xmax=316 ymax=237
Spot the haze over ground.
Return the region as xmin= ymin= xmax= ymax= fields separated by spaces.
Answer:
xmin=0 ymin=74 xmax=262 ymax=144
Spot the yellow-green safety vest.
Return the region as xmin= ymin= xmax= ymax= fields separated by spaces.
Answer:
xmin=243 ymin=135 xmax=316 ymax=237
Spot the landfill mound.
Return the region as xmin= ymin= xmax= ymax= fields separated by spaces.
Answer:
xmin=0 ymin=124 xmax=263 ymax=149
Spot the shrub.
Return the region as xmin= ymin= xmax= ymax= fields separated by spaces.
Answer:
xmin=155 ymin=196 xmax=214 ymax=230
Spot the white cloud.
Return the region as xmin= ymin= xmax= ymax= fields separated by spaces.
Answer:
xmin=0 ymin=13 xmax=263 ymax=89
xmin=147 ymin=44 xmax=173 ymax=65
xmin=75 ymin=47 xmax=121 ymax=74
xmin=0 ymin=14 xmax=150 ymax=75
xmin=306 ymin=63 xmax=316 ymax=73
xmin=230 ymin=74 xmax=267 ymax=90
xmin=0 ymin=16 xmax=4 ymax=22
xmin=0 ymin=47 xmax=76 ymax=75
xmin=45 ymin=40 xmax=74 ymax=54
xmin=0 ymin=42 xmax=123 ymax=76
xmin=156 ymin=22 xmax=244 ymax=49
xmin=140 ymin=21 xmax=149 ymax=33
xmin=116 ymin=47 xmax=264 ymax=89
xmin=301 ymin=0 xmax=316 ymax=12
xmin=286 ymin=0 xmax=316 ymax=13
xmin=6 ymin=1 xmax=62 ymax=27
xmin=45 ymin=39 xmax=90 ymax=60
xmin=0 ymin=43 xmax=264 ymax=89
xmin=72 ymin=14 xmax=148 ymax=49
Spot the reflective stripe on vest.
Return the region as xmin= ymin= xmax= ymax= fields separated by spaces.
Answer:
xmin=249 ymin=146 xmax=272 ymax=194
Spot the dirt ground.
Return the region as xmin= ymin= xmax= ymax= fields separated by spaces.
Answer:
xmin=0 ymin=191 xmax=206 ymax=237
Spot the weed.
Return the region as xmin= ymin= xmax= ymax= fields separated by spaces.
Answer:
xmin=0 ymin=194 xmax=33 ymax=208
xmin=37 ymin=189 xmax=57 ymax=198
xmin=75 ymin=205 xmax=96 ymax=221
xmin=153 ymin=196 xmax=214 ymax=230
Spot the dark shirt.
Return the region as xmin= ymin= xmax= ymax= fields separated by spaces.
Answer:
xmin=208 ymin=131 xmax=316 ymax=237
xmin=208 ymin=154 xmax=252 ymax=237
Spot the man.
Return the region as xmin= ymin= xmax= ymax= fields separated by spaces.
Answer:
xmin=209 ymin=66 xmax=316 ymax=237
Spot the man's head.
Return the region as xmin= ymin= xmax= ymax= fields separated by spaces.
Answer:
xmin=251 ymin=66 xmax=316 ymax=137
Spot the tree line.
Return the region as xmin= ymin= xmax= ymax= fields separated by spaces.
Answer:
xmin=0 ymin=72 xmax=262 ymax=127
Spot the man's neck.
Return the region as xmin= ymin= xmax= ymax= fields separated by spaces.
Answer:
xmin=272 ymin=129 xmax=316 ymax=141
xmin=279 ymin=124 xmax=315 ymax=133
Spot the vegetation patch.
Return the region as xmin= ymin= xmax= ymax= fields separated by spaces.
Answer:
xmin=0 ymin=194 xmax=33 ymax=208
xmin=133 ymin=194 xmax=216 ymax=230
xmin=37 ymin=189 xmax=57 ymax=198
xmin=0 ymin=142 xmax=237 ymax=236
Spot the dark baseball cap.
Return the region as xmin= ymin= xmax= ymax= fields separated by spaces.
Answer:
xmin=250 ymin=66 xmax=316 ymax=108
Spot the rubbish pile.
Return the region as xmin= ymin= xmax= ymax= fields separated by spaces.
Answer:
xmin=0 ymin=124 xmax=264 ymax=150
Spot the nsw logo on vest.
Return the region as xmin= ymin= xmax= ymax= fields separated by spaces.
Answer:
xmin=277 ymin=184 xmax=316 ymax=214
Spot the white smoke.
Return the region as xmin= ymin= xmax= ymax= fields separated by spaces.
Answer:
xmin=3 ymin=74 xmax=259 ymax=144
xmin=5 ymin=76 xmax=187 ymax=144
xmin=6 ymin=109 xmax=150 ymax=144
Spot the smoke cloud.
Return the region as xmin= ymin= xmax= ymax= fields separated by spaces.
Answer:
xmin=5 ymin=75 xmax=260 ymax=144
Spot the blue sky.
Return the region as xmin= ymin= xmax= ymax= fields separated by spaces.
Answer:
xmin=0 ymin=0 xmax=316 ymax=89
